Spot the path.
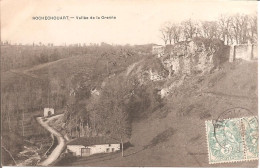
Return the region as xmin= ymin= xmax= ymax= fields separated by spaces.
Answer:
xmin=36 ymin=114 xmax=65 ymax=166
xmin=9 ymin=58 xmax=66 ymax=81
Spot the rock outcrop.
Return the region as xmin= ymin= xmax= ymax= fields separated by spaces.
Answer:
xmin=162 ymin=37 xmax=230 ymax=77
xmin=126 ymin=38 xmax=230 ymax=98
xmin=126 ymin=57 xmax=168 ymax=85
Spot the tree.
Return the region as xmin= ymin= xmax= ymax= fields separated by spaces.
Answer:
xmin=164 ymin=22 xmax=174 ymax=45
xmin=95 ymin=77 xmax=132 ymax=157
xmin=248 ymin=13 xmax=257 ymax=43
xmin=160 ymin=27 xmax=168 ymax=45
xmin=181 ymin=19 xmax=200 ymax=41
xmin=171 ymin=24 xmax=182 ymax=43
xmin=218 ymin=14 xmax=233 ymax=45
xmin=230 ymin=14 xmax=249 ymax=44
xmin=201 ymin=21 xmax=219 ymax=39
xmin=160 ymin=22 xmax=182 ymax=44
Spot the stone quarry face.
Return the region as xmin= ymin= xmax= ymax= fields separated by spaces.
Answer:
xmin=162 ymin=38 xmax=230 ymax=76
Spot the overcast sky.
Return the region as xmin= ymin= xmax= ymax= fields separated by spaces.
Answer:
xmin=1 ymin=0 xmax=257 ymax=45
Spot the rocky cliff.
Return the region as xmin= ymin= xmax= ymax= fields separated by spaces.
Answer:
xmin=125 ymin=38 xmax=231 ymax=98
xmin=162 ymin=37 xmax=230 ymax=77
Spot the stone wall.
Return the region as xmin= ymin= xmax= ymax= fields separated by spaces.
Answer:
xmin=229 ymin=44 xmax=258 ymax=62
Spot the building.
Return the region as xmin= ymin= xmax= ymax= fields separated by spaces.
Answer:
xmin=44 ymin=108 xmax=54 ymax=117
xmin=66 ymin=136 xmax=121 ymax=157
xmin=152 ymin=45 xmax=165 ymax=57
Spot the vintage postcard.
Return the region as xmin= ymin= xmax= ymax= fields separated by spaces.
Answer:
xmin=1 ymin=0 xmax=258 ymax=167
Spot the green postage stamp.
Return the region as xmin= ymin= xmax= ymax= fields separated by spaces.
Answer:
xmin=206 ymin=116 xmax=258 ymax=164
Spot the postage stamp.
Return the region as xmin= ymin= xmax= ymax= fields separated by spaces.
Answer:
xmin=206 ymin=116 xmax=258 ymax=164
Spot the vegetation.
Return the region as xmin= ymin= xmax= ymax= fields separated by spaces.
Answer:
xmin=1 ymin=43 xmax=153 ymax=164
xmin=62 ymin=51 xmax=164 ymax=142
xmin=160 ymin=13 xmax=257 ymax=45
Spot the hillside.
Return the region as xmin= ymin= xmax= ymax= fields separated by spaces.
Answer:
xmin=1 ymin=46 xmax=145 ymax=165
xmin=56 ymin=60 xmax=257 ymax=167
xmin=2 ymin=40 xmax=257 ymax=166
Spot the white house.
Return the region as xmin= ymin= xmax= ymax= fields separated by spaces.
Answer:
xmin=66 ymin=136 xmax=121 ymax=157
xmin=44 ymin=108 xmax=54 ymax=117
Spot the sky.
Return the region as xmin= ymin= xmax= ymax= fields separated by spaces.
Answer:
xmin=1 ymin=0 xmax=258 ymax=45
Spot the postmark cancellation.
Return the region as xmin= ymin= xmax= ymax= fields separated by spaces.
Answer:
xmin=206 ymin=116 xmax=258 ymax=164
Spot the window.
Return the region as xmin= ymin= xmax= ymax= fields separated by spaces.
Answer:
xmin=108 ymin=144 xmax=111 ymax=147
xmin=112 ymin=148 xmax=114 ymax=152
xmin=106 ymin=148 xmax=110 ymax=152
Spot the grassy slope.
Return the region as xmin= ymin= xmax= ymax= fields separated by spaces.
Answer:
xmin=3 ymin=55 xmax=257 ymax=166
xmin=62 ymin=61 xmax=257 ymax=167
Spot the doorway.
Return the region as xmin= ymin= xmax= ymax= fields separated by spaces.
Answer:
xmin=81 ymin=148 xmax=91 ymax=157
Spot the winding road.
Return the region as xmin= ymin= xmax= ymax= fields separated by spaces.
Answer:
xmin=36 ymin=114 xmax=66 ymax=166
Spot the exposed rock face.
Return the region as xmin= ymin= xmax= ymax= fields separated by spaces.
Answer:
xmin=126 ymin=38 xmax=230 ymax=98
xmin=162 ymin=37 xmax=230 ymax=76
xmin=149 ymin=69 xmax=164 ymax=81
xmin=126 ymin=57 xmax=168 ymax=85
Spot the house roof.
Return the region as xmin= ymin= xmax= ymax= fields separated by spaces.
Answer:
xmin=67 ymin=136 xmax=120 ymax=146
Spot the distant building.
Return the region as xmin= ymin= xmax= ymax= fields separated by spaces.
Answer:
xmin=152 ymin=45 xmax=165 ymax=57
xmin=44 ymin=108 xmax=54 ymax=117
xmin=66 ymin=136 xmax=120 ymax=157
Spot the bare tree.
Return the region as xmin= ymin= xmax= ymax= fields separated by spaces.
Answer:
xmin=160 ymin=22 xmax=181 ymax=44
xmin=181 ymin=19 xmax=200 ymax=41
xmin=230 ymin=14 xmax=249 ymax=44
xmin=164 ymin=22 xmax=174 ymax=45
xmin=169 ymin=23 xmax=182 ymax=44
xmin=218 ymin=14 xmax=233 ymax=44
xmin=160 ymin=27 xmax=168 ymax=45
xmin=247 ymin=13 xmax=257 ymax=43
xmin=201 ymin=21 xmax=219 ymax=39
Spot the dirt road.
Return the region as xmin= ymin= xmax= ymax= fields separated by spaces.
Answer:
xmin=36 ymin=114 xmax=65 ymax=166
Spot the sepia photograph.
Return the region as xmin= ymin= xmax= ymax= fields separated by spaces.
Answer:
xmin=1 ymin=0 xmax=258 ymax=167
